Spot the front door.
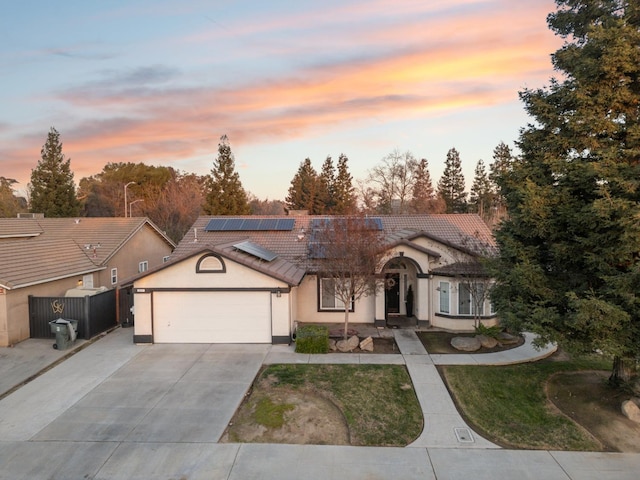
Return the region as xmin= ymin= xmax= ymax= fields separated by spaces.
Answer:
xmin=385 ymin=273 xmax=400 ymax=315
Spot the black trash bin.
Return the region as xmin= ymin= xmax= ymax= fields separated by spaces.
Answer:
xmin=49 ymin=318 xmax=78 ymax=350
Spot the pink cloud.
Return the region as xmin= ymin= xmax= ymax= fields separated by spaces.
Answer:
xmin=1 ymin=0 xmax=561 ymax=190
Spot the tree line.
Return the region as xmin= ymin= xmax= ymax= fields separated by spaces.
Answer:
xmin=1 ymin=128 xmax=514 ymax=241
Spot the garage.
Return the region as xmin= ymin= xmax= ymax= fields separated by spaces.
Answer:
xmin=153 ymin=291 xmax=271 ymax=343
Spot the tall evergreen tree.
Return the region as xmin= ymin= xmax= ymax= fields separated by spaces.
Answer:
xmin=29 ymin=127 xmax=80 ymax=217
xmin=437 ymin=147 xmax=467 ymax=213
xmin=409 ymin=158 xmax=434 ymax=213
xmin=317 ymin=156 xmax=335 ymax=214
xmin=333 ymin=153 xmax=357 ymax=214
xmin=286 ymin=158 xmax=319 ymax=213
xmin=489 ymin=141 xmax=514 ymax=218
xmin=203 ymin=135 xmax=250 ymax=215
xmin=469 ymin=159 xmax=492 ymax=220
xmin=0 ymin=177 xmax=26 ymax=217
xmin=492 ymin=0 xmax=640 ymax=383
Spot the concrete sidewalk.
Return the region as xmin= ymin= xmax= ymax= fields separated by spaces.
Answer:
xmin=0 ymin=327 xmax=638 ymax=479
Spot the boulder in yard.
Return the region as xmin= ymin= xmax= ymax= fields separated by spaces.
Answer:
xmin=337 ymin=335 xmax=360 ymax=352
xmin=497 ymin=332 xmax=519 ymax=345
xmin=451 ymin=336 xmax=482 ymax=352
xmin=476 ymin=334 xmax=498 ymax=349
xmin=328 ymin=339 xmax=337 ymax=351
xmin=621 ymin=399 xmax=640 ymax=423
xmin=359 ymin=336 xmax=374 ymax=352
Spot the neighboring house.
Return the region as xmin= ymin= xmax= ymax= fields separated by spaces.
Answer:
xmin=0 ymin=217 xmax=175 ymax=346
xmin=130 ymin=214 xmax=497 ymax=345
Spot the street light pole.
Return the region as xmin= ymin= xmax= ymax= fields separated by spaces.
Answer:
xmin=129 ymin=199 xmax=143 ymax=218
xmin=124 ymin=182 xmax=135 ymax=217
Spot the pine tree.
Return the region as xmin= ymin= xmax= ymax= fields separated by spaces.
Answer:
xmin=469 ymin=159 xmax=492 ymax=220
xmin=317 ymin=156 xmax=335 ymax=214
xmin=333 ymin=154 xmax=356 ymax=214
xmin=491 ymin=0 xmax=640 ymax=384
xmin=489 ymin=141 xmax=514 ymax=218
xmin=29 ymin=127 xmax=80 ymax=217
xmin=0 ymin=177 xmax=26 ymax=217
xmin=437 ymin=148 xmax=467 ymax=213
xmin=203 ymin=135 xmax=250 ymax=215
xmin=285 ymin=158 xmax=319 ymax=213
xmin=409 ymin=158 xmax=434 ymax=213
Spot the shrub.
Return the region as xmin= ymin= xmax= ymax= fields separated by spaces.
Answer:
xmin=474 ymin=323 xmax=502 ymax=339
xmin=295 ymin=324 xmax=329 ymax=354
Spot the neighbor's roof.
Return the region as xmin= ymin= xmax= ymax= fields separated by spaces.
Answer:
xmin=171 ymin=214 xmax=496 ymax=272
xmin=0 ymin=217 xmax=175 ymax=290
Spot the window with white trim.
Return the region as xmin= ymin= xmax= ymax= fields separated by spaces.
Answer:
xmin=458 ymin=282 xmax=485 ymax=316
xmin=82 ymin=274 xmax=94 ymax=288
xmin=438 ymin=281 xmax=450 ymax=314
xmin=319 ymin=277 xmax=352 ymax=311
xmin=138 ymin=261 xmax=148 ymax=273
xmin=111 ymin=268 xmax=118 ymax=285
xmin=458 ymin=282 xmax=472 ymax=315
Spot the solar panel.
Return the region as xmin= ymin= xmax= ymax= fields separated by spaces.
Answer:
xmin=241 ymin=219 xmax=260 ymax=230
xmin=367 ymin=217 xmax=383 ymax=230
xmin=276 ymin=218 xmax=295 ymax=230
xmin=205 ymin=217 xmax=297 ymax=231
xmin=233 ymin=241 xmax=278 ymax=262
xmin=225 ymin=218 xmax=245 ymax=230
xmin=259 ymin=218 xmax=278 ymax=230
xmin=204 ymin=219 xmax=227 ymax=231
xmin=309 ymin=217 xmax=383 ymax=231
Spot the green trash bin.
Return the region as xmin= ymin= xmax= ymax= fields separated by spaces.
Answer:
xmin=49 ymin=318 xmax=78 ymax=350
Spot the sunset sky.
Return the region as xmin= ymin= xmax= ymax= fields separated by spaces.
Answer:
xmin=0 ymin=0 xmax=562 ymax=201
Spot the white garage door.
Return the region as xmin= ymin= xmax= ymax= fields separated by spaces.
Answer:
xmin=153 ymin=291 xmax=271 ymax=343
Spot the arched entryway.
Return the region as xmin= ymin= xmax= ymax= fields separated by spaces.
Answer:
xmin=382 ymin=256 xmax=420 ymax=326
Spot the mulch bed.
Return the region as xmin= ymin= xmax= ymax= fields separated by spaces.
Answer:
xmin=417 ymin=331 xmax=524 ymax=354
xmin=327 ymin=329 xmax=399 ymax=354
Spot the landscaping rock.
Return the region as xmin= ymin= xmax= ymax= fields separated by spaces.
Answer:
xmin=336 ymin=335 xmax=360 ymax=352
xmin=328 ymin=339 xmax=337 ymax=351
xmin=359 ymin=336 xmax=374 ymax=352
xmin=450 ymin=336 xmax=481 ymax=352
xmin=497 ymin=332 xmax=519 ymax=345
xmin=621 ymin=399 xmax=640 ymax=423
xmin=476 ymin=334 xmax=498 ymax=349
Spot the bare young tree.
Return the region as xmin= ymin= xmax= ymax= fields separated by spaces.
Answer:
xmin=367 ymin=149 xmax=417 ymax=214
xmin=443 ymin=234 xmax=497 ymax=328
xmin=310 ymin=215 xmax=389 ymax=339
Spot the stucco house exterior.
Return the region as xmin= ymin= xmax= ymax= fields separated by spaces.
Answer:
xmin=130 ymin=214 xmax=497 ymax=345
xmin=0 ymin=217 xmax=175 ymax=346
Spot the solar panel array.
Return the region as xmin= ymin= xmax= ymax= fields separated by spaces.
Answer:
xmin=204 ymin=218 xmax=295 ymax=232
xmin=233 ymin=241 xmax=278 ymax=262
xmin=307 ymin=217 xmax=383 ymax=259
xmin=309 ymin=217 xmax=383 ymax=230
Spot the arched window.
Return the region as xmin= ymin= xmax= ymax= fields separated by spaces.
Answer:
xmin=196 ymin=254 xmax=226 ymax=273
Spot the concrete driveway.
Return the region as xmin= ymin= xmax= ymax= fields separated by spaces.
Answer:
xmin=1 ymin=327 xmax=640 ymax=480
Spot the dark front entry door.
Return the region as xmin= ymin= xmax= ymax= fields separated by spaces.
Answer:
xmin=385 ymin=273 xmax=400 ymax=315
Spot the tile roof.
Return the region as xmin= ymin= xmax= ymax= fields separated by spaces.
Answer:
xmin=0 ymin=219 xmax=42 ymax=238
xmin=0 ymin=217 xmax=175 ymax=290
xmin=172 ymin=214 xmax=496 ymax=271
xmin=128 ymin=242 xmax=306 ymax=287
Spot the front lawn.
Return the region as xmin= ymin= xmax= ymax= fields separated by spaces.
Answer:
xmin=440 ymin=353 xmax=614 ymax=450
xmin=222 ymin=364 xmax=423 ymax=446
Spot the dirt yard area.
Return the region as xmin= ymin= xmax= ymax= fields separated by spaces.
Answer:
xmin=547 ymin=371 xmax=640 ymax=452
